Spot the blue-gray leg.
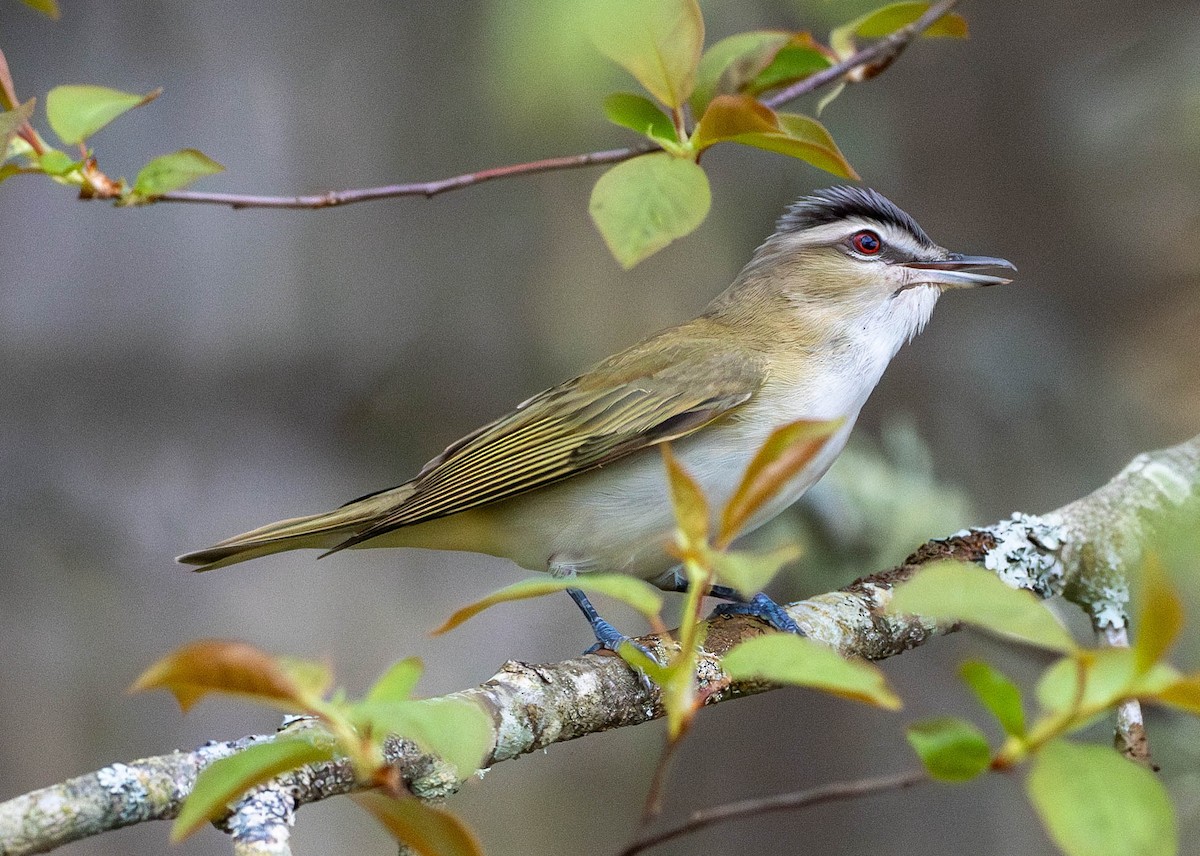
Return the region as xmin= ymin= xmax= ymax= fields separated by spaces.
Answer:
xmin=566 ymin=588 xmax=661 ymax=674
xmin=709 ymin=592 xmax=803 ymax=635
xmin=660 ymin=571 xmax=803 ymax=635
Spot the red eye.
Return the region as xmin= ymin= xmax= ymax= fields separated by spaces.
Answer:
xmin=851 ymin=230 xmax=882 ymax=255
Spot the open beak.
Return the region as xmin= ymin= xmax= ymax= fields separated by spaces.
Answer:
xmin=903 ymin=253 xmax=1017 ymax=289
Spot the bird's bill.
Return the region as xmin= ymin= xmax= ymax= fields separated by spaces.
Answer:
xmin=902 ymin=253 xmax=1016 ymax=289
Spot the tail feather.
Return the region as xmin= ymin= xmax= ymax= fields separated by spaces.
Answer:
xmin=176 ymin=485 xmax=415 ymax=572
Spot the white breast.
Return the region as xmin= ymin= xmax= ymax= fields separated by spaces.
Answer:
xmin=449 ymin=287 xmax=941 ymax=581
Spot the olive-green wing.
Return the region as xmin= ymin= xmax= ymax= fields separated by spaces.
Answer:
xmin=327 ymin=334 xmax=764 ymax=552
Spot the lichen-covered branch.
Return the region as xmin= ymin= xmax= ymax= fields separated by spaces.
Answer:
xmin=2 ymin=433 xmax=1197 ymax=856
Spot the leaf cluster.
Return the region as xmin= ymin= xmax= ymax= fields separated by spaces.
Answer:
xmin=584 ymin=0 xmax=967 ymax=266
xmin=132 ymin=643 xmax=491 ymax=856
xmin=0 ymin=49 xmax=222 ymax=202
xmin=888 ymin=557 xmax=1195 ymax=856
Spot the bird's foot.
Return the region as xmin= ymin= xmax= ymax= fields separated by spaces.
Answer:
xmin=708 ymin=591 xmax=804 ymax=635
xmin=569 ymin=588 xmax=659 ymax=691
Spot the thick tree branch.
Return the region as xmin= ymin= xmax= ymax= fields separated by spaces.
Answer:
xmin=147 ymin=0 xmax=960 ymax=211
xmin=2 ymin=430 xmax=1196 ymax=856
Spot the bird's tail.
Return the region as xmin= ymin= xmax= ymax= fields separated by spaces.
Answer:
xmin=176 ymin=485 xmax=413 ymax=572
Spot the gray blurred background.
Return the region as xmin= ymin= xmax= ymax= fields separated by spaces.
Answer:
xmin=2 ymin=1 xmax=1199 ymax=854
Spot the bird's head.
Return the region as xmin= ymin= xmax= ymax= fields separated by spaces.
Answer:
xmin=716 ymin=186 xmax=1015 ymax=348
xmin=766 ymin=185 xmax=1013 ymax=298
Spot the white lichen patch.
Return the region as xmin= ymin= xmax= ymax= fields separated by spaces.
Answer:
xmin=407 ymin=759 xmax=460 ymax=801
xmin=225 ymin=789 xmax=294 ymax=843
xmin=983 ymin=513 xmax=1066 ymax=597
xmin=96 ymin=764 xmax=149 ymax=823
xmin=1082 ymin=581 xmax=1131 ymax=631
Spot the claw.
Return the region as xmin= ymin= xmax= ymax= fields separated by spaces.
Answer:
xmin=709 ymin=591 xmax=804 ymax=635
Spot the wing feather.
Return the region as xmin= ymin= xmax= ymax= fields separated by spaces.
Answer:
xmin=327 ymin=328 xmax=764 ymax=553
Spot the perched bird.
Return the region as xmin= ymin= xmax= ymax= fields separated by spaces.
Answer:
xmin=179 ymin=186 xmax=1013 ymax=648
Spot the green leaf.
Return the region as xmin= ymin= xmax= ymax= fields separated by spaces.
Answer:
xmin=723 ymin=633 xmax=901 ymax=709
xmin=717 ymin=416 xmax=842 ymax=546
xmin=38 ymin=149 xmax=76 ymax=175
xmin=21 ymin=0 xmax=60 ymax=19
xmin=771 ymin=113 xmax=859 ymax=177
xmin=1036 ymin=649 xmax=1180 ymax=720
xmin=353 ymin=791 xmax=484 ymax=856
xmin=584 ymin=0 xmax=703 ymax=109
xmin=690 ymin=30 xmax=791 ymax=114
xmin=173 ymin=738 xmax=335 ymax=841
xmin=45 ymin=84 xmax=161 ymax=145
xmin=745 ymin=40 xmax=832 ymax=96
xmin=616 ymin=642 xmax=671 ymax=686
xmin=960 ymin=660 xmax=1025 ymax=737
xmin=604 ymin=92 xmax=677 ymax=145
xmin=1026 ymin=740 xmax=1177 ymax=856
xmin=0 ymin=163 xmax=21 ymax=184
xmin=131 ymin=639 xmax=332 ymax=714
xmin=133 ymin=148 xmax=224 ymax=196
xmin=589 ymin=152 xmax=710 ymax=268
xmin=365 ymin=657 xmax=423 ymax=704
xmin=853 ymin=3 xmax=969 ymax=39
xmin=906 ymin=717 xmax=991 ymax=782
xmin=0 ymin=98 xmax=35 ymax=157
xmin=1133 ymin=554 xmax=1183 ymax=674
xmin=435 ymin=573 xmax=664 ymax=634
xmin=831 ymin=2 xmax=969 ymax=59
xmin=887 ymin=561 xmax=1078 ymax=653
xmin=662 ymin=443 xmax=709 ymax=548
xmin=353 ymin=697 xmax=493 ymax=778
xmin=711 ymin=544 xmax=800 ymax=597
xmin=693 ymin=96 xmax=857 ymax=179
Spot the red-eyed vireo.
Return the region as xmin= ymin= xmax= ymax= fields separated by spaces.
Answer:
xmin=179 ymin=186 xmax=1014 ymax=648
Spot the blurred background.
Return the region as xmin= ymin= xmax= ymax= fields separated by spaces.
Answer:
xmin=2 ymin=1 xmax=1199 ymax=854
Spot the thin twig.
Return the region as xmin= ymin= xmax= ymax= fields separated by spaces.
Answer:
xmin=639 ymin=733 xmax=686 ymax=826
xmin=151 ymin=0 xmax=960 ymax=211
xmin=156 ymin=146 xmax=652 ymax=209
xmin=620 ymin=769 xmax=928 ymax=856
xmin=1100 ymin=625 xmax=1156 ymax=769
xmin=761 ymin=0 xmax=960 ymax=108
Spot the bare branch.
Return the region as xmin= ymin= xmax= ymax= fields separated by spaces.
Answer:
xmin=620 ymin=769 xmax=928 ymax=856
xmin=145 ymin=0 xmax=961 ymax=211
xmin=2 ymin=432 xmax=1195 ymax=856
xmin=154 ymin=146 xmax=652 ymax=210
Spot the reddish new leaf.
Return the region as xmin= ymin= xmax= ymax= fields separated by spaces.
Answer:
xmin=718 ymin=418 xmax=841 ymax=546
xmin=693 ymin=96 xmax=858 ymax=179
xmin=693 ymin=94 xmax=780 ymax=149
xmin=662 ymin=443 xmax=709 ymax=549
xmin=353 ymin=791 xmax=484 ymax=856
xmin=0 ymin=47 xmax=19 ymax=112
xmin=131 ymin=639 xmax=331 ymax=713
